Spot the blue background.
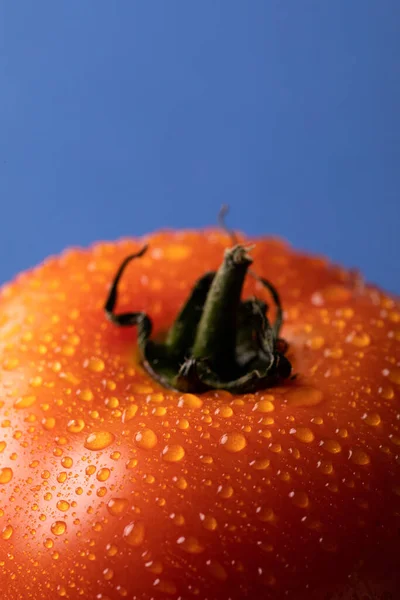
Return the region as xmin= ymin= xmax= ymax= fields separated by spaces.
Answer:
xmin=1 ymin=2 xmax=399 ymax=293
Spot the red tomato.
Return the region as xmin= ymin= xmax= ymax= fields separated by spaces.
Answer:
xmin=0 ymin=229 xmax=399 ymax=599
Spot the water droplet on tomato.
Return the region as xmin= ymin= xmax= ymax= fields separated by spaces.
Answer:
xmin=0 ymin=467 xmax=13 ymax=484
xmin=177 ymin=535 xmax=204 ymax=554
xmin=107 ymin=497 xmax=129 ymax=516
xmin=1 ymin=525 xmax=13 ymax=540
xmin=84 ymin=431 xmax=115 ymax=451
xmin=56 ymin=500 xmax=70 ymax=512
xmin=219 ymin=432 xmax=247 ymax=453
xmin=85 ymin=357 xmax=105 ymax=372
xmin=287 ymin=387 xmax=323 ymax=407
xmin=177 ymin=393 xmax=203 ymax=409
xmin=67 ymin=418 xmax=85 ymax=433
xmin=123 ymin=521 xmax=145 ymax=546
xmin=135 ymin=428 xmax=158 ymax=449
xmin=162 ymin=444 xmax=185 ymax=462
xmin=51 ymin=521 xmax=66 ymax=536
xmin=290 ymin=427 xmax=315 ymax=443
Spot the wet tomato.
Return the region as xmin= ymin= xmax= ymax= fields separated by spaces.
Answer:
xmin=0 ymin=229 xmax=399 ymax=599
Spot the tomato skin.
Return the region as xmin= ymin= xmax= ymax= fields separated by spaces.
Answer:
xmin=0 ymin=230 xmax=399 ymax=600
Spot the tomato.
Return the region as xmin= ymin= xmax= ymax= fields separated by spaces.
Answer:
xmin=0 ymin=229 xmax=399 ymax=600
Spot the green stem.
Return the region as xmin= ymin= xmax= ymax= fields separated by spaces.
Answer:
xmin=191 ymin=245 xmax=252 ymax=378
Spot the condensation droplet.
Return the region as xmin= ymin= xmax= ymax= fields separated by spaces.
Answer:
xmin=162 ymin=444 xmax=185 ymax=462
xmin=107 ymin=497 xmax=129 ymax=516
xmin=135 ymin=428 xmax=158 ymax=450
xmin=346 ymin=331 xmax=371 ymax=348
xmin=290 ymin=427 xmax=315 ymax=443
xmin=215 ymin=405 xmax=233 ymax=418
xmin=219 ymin=432 xmax=247 ymax=453
xmin=85 ymin=357 xmax=105 ymax=372
xmin=14 ymin=395 xmax=37 ymax=409
xmin=289 ymin=490 xmax=310 ymax=508
xmin=256 ymin=506 xmax=278 ymax=524
xmin=362 ymin=413 xmax=381 ymax=427
xmin=177 ymin=535 xmax=204 ymax=554
xmin=206 ymin=559 xmax=228 ymax=582
xmin=84 ymin=431 xmax=115 ymax=451
xmin=97 ymin=467 xmax=111 ymax=482
xmin=388 ymin=368 xmax=400 ymax=385
xmin=0 ymin=467 xmax=13 ymax=484
xmin=78 ymin=388 xmax=94 ymax=402
xmin=56 ymin=500 xmax=70 ymax=512
xmin=177 ymin=394 xmax=203 ymax=409
xmin=51 ymin=521 xmax=67 ymax=536
xmin=67 ymin=418 xmax=85 ymax=433
xmin=1 ymin=525 xmax=13 ymax=540
xmin=123 ymin=521 xmax=145 ymax=546
xmin=153 ymin=578 xmax=177 ymax=595
xmin=287 ymin=387 xmax=323 ymax=407
xmin=200 ymin=513 xmax=218 ymax=531
xmin=250 ymin=457 xmax=270 ymax=470
xmin=122 ymin=404 xmax=138 ymax=423
xmin=322 ymin=439 xmax=342 ymax=454
xmin=253 ymin=397 xmax=275 ymax=413
xmin=217 ymin=483 xmax=234 ymax=499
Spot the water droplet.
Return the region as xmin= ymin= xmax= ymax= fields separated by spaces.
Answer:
xmin=206 ymin=559 xmax=228 ymax=581
xmin=176 ymin=535 xmax=204 ymax=554
xmin=289 ymin=490 xmax=310 ymax=508
xmin=51 ymin=521 xmax=67 ymax=536
xmin=200 ymin=513 xmax=218 ymax=531
xmin=67 ymin=418 xmax=85 ymax=433
xmin=2 ymin=357 xmax=19 ymax=370
xmin=349 ymin=448 xmax=371 ymax=465
xmin=178 ymin=393 xmax=203 ymax=409
xmin=85 ymin=465 xmax=96 ymax=476
xmin=123 ymin=521 xmax=145 ymax=546
xmin=217 ymin=483 xmax=234 ymax=499
xmin=122 ymin=404 xmax=138 ymax=422
xmin=362 ymin=412 xmax=381 ymax=427
xmin=97 ymin=467 xmax=111 ymax=482
xmin=219 ymin=432 xmax=247 ymax=453
xmin=346 ymin=331 xmax=371 ymax=347
xmin=290 ymin=427 xmax=315 ymax=443
xmin=317 ymin=460 xmax=333 ymax=474
xmin=103 ymin=568 xmax=114 ymax=581
xmin=378 ymin=384 xmax=394 ymax=400
xmin=84 ymin=431 xmax=115 ymax=451
xmin=14 ymin=395 xmax=36 ymax=409
xmin=44 ymin=538 xmax=54 ymax=549
xmin=249 ymin=457 xmax=270 ymax=470
xmin=41 ymin=417 xmax=56 ymax=431
xmin=135 ymin=428 xmax=158 ymax=450
xmin=306 ymin=336 xmax=325 ymax=350
xmin=153 ymin=578 xmax=177 ymax=595
xmin=286 ymin=387 xmax=323 ymax=407
xmin=0 ymin=467 xmax=13 ymax=484
xmin=162 ymin=444 xmax=185 ymax=462
xmin=0 ymin=441 xmax=6 ymax=453
xmin=253 ymin=397 xmax=275 ymax=413
xmin=256 ymin=506 xmax=278 ymax=523
xmin=77 ymin=388 xmax=94 ymax=402
xmin=107 ymin=497 xmax=129 ymax=516
xmin=1 ymin=525 xmax=13 ymax=540
xmin=388 ymin=368 xmax=400 ymax=385
xmin=61 ymin=456 xmax=73 ymax=468
xmin=85 ymin=357 xmax=105 ymax=372
xmin=215 ymin=405 xmax=233 ymax=418
xmin=106 ymin=543 xmax=118 ymax=556
xmin=321 ymin=439 xmax=342 ymax=454
xmin=56 ymin=500 xmax=70 ymax=512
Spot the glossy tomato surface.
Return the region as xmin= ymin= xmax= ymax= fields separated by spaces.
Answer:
xmin=0 ymin=230 xmax=399 ymax=600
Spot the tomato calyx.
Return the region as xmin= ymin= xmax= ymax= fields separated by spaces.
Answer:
xmin=105 ymin=243 xmax=292 ymax=393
